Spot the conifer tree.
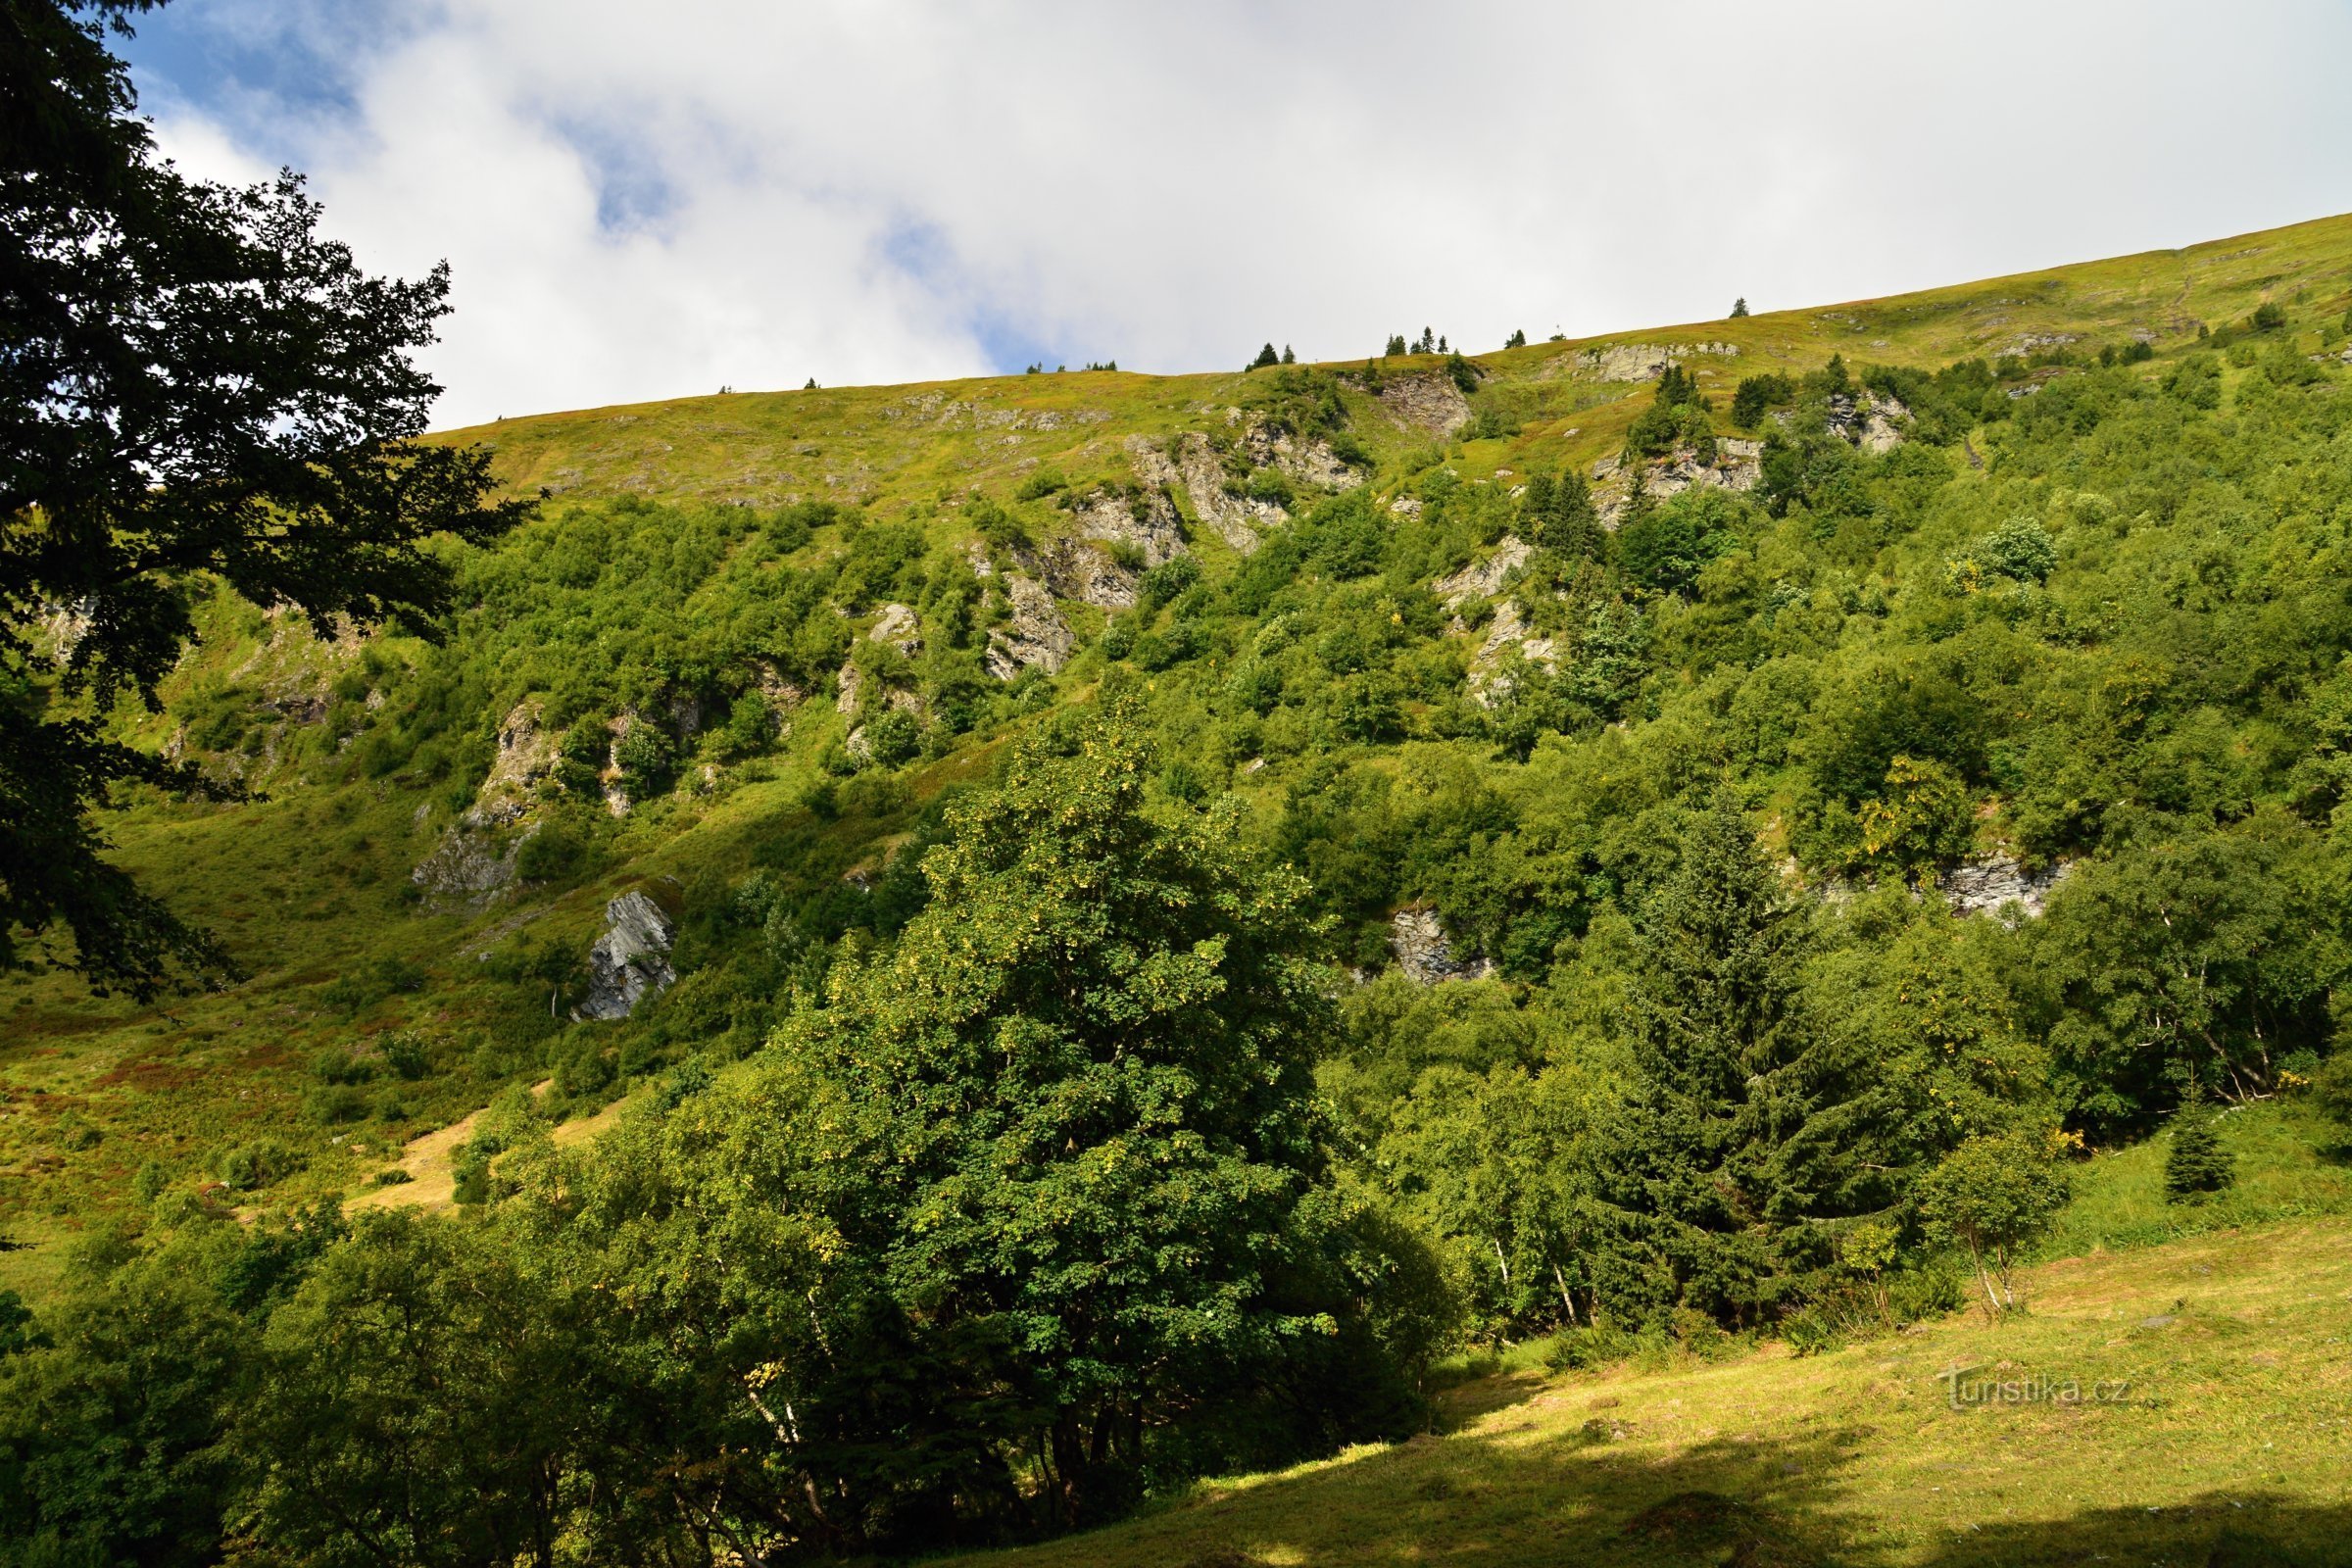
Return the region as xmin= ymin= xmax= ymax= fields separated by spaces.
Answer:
xmin=1250 ymin=342 xmax=1279 ymax=369
xmin=2163 ymin=1085 xmax=2234 ymax=1200
xmin=1607 ymin=797 xmax=1884 ymax=1323
xmin=1525 ymin=468 xmax=1602 ymax=559
xmin=1731 ymin=297 xmax=1749 ymax=318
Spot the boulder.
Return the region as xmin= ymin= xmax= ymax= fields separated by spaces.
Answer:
xmin=867 ymin=602 xmax=922 ymax=659
xmin=574 ymin=890 xmax=677 ymax=1021
xmin=1390 ymin=906 xmax=1493 ymax=984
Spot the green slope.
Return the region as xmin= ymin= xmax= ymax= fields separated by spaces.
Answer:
xmin=5 ymin=209 xmax=2352 ymax=1306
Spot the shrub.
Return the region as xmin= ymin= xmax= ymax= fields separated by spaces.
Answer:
xmin=2163 ymin=354 xmax=2222 ymax=410
xmin=2249 ymin=301 xmax=2286 ymax=332
xmin=2310 ymin=1054 xmax=2352 ymax=1128
xmin=862 ymin=709 xmax=922 ymax=769
xmin=613 ymin=723 xmax=677 ymax=798
xmin=1919 ymin=1131 xmax=2068 ymax=1314
xmin=220 ymin=1139 xmax=306 ymax=1191
xmin=515 ymin=824 xmax=588 ymax=883
xmin=380 ymin=1031 xmax=431 ymax=1081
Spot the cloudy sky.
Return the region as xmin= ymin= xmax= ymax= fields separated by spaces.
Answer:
xmin=120 ymin=0 xmax=2352 ymax=430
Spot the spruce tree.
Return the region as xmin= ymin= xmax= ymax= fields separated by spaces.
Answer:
xmin=1250 ymin=342 xmax=1279 ymax=369
xmin=1731 ymin=297 xmax=1750 ymax=318
xmin=1529 ymin=468 xmax=1601 ymax=559
xmin=2163 ymin=1086 xmax=2234 ymax=1200
xmin=1608 ymin=797 xmax=1884 ymax=1324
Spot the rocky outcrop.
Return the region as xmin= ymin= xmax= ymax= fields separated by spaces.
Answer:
xmin=1125 ymin=433 xmax=1282 ymax=554
xmin=1467 ymin=601 xmax=1558 ymax=707
xmin=574 ymin=890 xmax=677 ymax=1021
xmin=1827 ymin=390 xmax=1909 ymax=454
xmin=469 ymin=700 xmax=559 ymax=827
xmin=1943 ymin=856 xmax=2070 ymax=920
xmin=1377 ymin=373 xmax=1472 ymax=437
xmin=1574 ymin=341 xmax=1739 ymax=382
xmin=836 ymin=608 xmax=927 ymax=715
xmin=1435 ymin=535 xmax=1533 ymax=611
xmin=1034 ymin=538 xmax=1140 ymax=610
xmin=1390 ymin=906 xmax=1493 ymax=983
xmin=747 ymin=659 xmax=805 ymax=715
xmin=1073 ymin=485 xmax=1187 ymax=565
xmin=410 ymin=823 xmax=529 ymax=910
xmin=866 ymin=602 xmax=922 ymax=659
xmin=1240 ymin=423 xmax=1364 ymax=492
xmin=1593 ymin=439 xmax=1763 ymax=525
xmin=409 ymin=699 xmax=560 ymax=906
xmin=985 ymin=575 xmax=1075 ymax=679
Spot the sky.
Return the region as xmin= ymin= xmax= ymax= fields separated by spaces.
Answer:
xmin=117 ymin=0 xmax=2352 ymax=431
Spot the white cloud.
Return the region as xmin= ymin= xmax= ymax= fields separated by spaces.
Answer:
xmin=132 ymin=0 xmax=2352 ymax=429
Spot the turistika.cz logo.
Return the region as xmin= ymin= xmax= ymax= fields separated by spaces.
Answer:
xmin=1935 ymin=1363 xmax=2133 ymax=1409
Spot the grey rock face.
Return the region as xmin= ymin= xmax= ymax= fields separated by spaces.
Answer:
xmin=985 ymin=575 xmax=1075 ymax=679
xmin=1124 ymin=432 xmax=1283 ymax=554
xmin=1033 ymin=537 xmax=1143 ymax=611
xmin=1573 ymin=340 xmax=1740 ymax=382
xmin=1072 ymin=486 xmax=1188 ymax=566
xmin=1943 ymin=856 xmax=2070 ymax=920
xmin=410 ymin=823 xmax=527 ymax=910
xmin=1434 ymin=535 xmax=1533 ymax=611
xmin=574 ymin=890 xmax=677 ymax=1020
xmin=1376 ymin=373 xmax=1472 ymax=437
xmin=1466 ymin=601 xmax=1558 ymax=708
xmin=1390 ymin=906 xmax=1494 ymax=984
xmin=1594 ymin=439 xmax=1762 ymax=525
xmin=868 ymin=602 xmax=922 ymax=658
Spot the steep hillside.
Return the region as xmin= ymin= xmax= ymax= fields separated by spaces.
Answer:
xmin=6 ymin=209 xmax=2352 ymax=1308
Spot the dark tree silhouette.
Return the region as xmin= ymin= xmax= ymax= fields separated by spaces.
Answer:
xmin=2 ymin=0 xmax=533 ymax=995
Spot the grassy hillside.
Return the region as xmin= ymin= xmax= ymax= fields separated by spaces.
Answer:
xmin=11 ymin=209 xmax=2352 ymax=1568
xmin=445 ymin=211 xmax=2352 ymax=514
xmin=7 ymin=210 xmax=2352 ymax=1301
xmin=939 ymin=1208 xmax=2352 ymax=1568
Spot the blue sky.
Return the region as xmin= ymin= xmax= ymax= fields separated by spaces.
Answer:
xmin=117 ymin=0 xmax=2352 ymax=429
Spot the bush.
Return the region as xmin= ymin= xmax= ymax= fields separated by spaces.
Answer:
xmin=2249 ymin=301 xmax=2286 ymax=332
xmin=305 ymin=1083 xmax=370 ymax=1125
xmin=862 ymin=709 xmax=922 ymax=769
xmin=380 ymin=1031 xmax=431 ymax=1081
xmin=515 ymin=824 xmax=588 ymax=883
xmin=613 ymin=723 xmax=677 ymax=799
xmin=220 ymin=1139 xmax=306 ymax=1191
xmin=2310 ymin=1054 xmax=2352 ymax=1128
